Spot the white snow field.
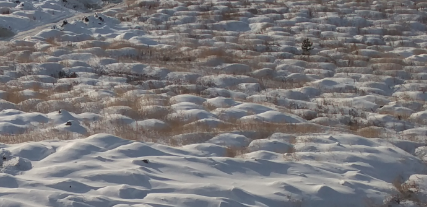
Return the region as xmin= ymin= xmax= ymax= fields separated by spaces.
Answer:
xmin=0 ymin=0 xmax=122 ymax=41
xmin=0 ymin=0 xmax=427 ymax=206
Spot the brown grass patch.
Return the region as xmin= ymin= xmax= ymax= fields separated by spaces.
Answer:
xmin=45 ymin=37 xmax=60 ymax=46
xmin=0 ymin=127 xmax=76 ymax=144
xmin=106 ymin=40 xmax=138 ymax=50
xmin=224 ymin=146 xmax=248 ymax=158
xmin=0 ymin=84 xmax=50 ymax=104
xmin=369 ymin=58 xmax=405 ymax=65
xmin=163 ymin=118 xmax=324 ymax=139
xmin=371 ymin=63 xmax=403 ymax=71
xmin=258 ymin=78 xmax=307 ymax=90
xmin=355 ymin=126 xmax=384 ymax=138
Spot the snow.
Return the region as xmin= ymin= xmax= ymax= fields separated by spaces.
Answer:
xmin=0 ymin=0 xmax=426 ymax=206
xmin=0 ymin=133 xmax=425 ymax=207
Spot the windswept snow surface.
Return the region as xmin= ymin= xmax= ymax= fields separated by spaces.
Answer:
xmin=0 ymin=0 xmax=427 ymax=206
xmin=0 ymin=0 xmax=121 ymax=40
xmin=0 ymin=133 xmax=425 ymax=207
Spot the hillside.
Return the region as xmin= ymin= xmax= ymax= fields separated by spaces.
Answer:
xmin=0 ymin=0 xmax=427 ymax=206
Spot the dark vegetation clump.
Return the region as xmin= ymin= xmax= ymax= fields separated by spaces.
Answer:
xmin=52 ymin=71 xmax=78 ymax=79
xmin=301 ymin=38 xmax=313 ymax=55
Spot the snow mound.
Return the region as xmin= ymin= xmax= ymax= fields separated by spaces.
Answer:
xmin=0 ymin=133 xmax=423 ymax=206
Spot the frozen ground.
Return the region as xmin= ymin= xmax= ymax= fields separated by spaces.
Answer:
xmin=0 ymin=0 xmax=427 ymax=206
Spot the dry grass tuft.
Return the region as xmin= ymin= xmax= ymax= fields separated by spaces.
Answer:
xmin=224 ymin=146 xmax=248 ymax=158
xmin=45 ymin=37 xmax=60 ymax=46
xmin=384 ymin=176 xmax=422 ymax=205
xmin=0 ymin=87 xmax=26 ymax=104
xmin=283 ymin=146 xmax=300 ymax=161
xmin=106 ymin=40 xmax=138 ymax=50
xmin=0 ymin=84 xmax=50 ymax=105
xmin=355 ymin=126 xmax=384 ymax=138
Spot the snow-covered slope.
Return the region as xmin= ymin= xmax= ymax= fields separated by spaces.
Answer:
xmin=0 ymin=0 xmax=427 ymax=206
xmin=0 ymin=0 xmax=118 ymax=40
xmin=0 ymin=133 xmax=425 ymax=207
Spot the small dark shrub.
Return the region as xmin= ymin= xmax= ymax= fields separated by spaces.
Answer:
xmin=54 ymin=71 xmax=78 ymax=79
xmin=301 ymin=38 xmax=314 ymax=55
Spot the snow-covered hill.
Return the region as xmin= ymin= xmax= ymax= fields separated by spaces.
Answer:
xmin=0 ymin=0 xmax=117 ymax=39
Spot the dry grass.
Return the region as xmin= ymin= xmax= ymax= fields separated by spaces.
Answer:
xmin=0 ymin=43 xmax=36 ymax=63
xmin=106 ymin=40 xmax=138 ymax=50
xmin=196 ymin=46 xmax=232 ymax=60
xmin=202 ymin=102 xmax=218 ymax=111
xmin=124 ymin=0 xmax=136 ymax=7
xmin=258 ymin=78 xmax=307 ymax=90
xmin=29 ymin=113 xmax=319 ymax=147
xmin=104 ymin=94 xmax=139 ymax=109
xmin=386 ymin=176 xmax=422 ymax=205
xmin=0 ymin=115 xmax=319 ymax=154
xmin=79 ymin=39 xmax=200 ymax=72
xmin=365 ymin=175 xmax=425 ymax=206
xmin=0 ymin=127 xmax=77 ymax=144
xmin=0 ymin=0 xmax=424 ymax=155
xmin=104 ymin=93 xmax=172 ymax=120
xmin=45 ymin=37 xmax=60 ymax=47
xmin=119 ymin=0 xmax=160 ymax=20
xmin=283 ymin=146 xmax=300 ymax=161
xmin=369 ymin=58 xmax=405 ymax=65
xmin=219 ymin=9 xmax=243 ymax=21
xmin=224 ymin=146 xmax=248 ymax=158
xmin=355 ymin=126 xmax=384 ymax=138
xmin=412 ymin=49 xmax=427 ymax=55
xmin=371 ymin=63 xmax=404 ymax=71
xmin=1 ymin=8 xmax=10 ymax=15
xmin=161 ymin=118 xmax=324 ymax=139
xmin=378 ymin=111 xmax=411 ymax=121
xmin=0 ymin=84 xmax=50 ymax=104
xmin=0 ymin=86 xmax=27 ymax=104
xmin=84 ymin=118 xmax=176 ymax=145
